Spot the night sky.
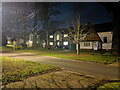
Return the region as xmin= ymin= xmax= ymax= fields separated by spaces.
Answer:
xmin=53 ymin=2 xmax=113 ymax=24
xmin=2 ymin=2 xmax=113 ymax=31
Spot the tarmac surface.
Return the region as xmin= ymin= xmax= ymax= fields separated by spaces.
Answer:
xmin=2 ymin=52 xmax=119 ymax=80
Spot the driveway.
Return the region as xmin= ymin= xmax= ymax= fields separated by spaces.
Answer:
xmin=2 ymin=52 xmax=118 ymax=79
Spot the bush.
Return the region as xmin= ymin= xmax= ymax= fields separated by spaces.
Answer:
xmin=15 ymin=45 xmax=23 ymax=50
xmin=98 ymin=82 xmax=120 ymax=89
xmin=103 ymin=52 xmax=113 ymax=56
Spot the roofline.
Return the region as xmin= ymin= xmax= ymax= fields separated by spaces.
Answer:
xmin=97 ymin=31 xmax=113 ymax=33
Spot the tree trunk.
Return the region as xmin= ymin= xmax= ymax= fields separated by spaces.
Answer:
xmin=33 ymin=5 xmax=38 ymax=48
xmin=33 ymin=31 xmax=37 ymax=48
xmin=76 ymin=43 xmax=80 ymax=55
xmin=112 ymin=11 xmax=120 ymax=55
xmin=46 ymin=31 xmax=49 ymax=46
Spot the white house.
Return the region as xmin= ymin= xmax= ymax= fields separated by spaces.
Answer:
xmin=47 ymin=26 xmax=113 ymax=50
xmin=79 ymin=27 xmax=113 ymax=50
xmin=98 ymin=31 xmax=113 ymax=50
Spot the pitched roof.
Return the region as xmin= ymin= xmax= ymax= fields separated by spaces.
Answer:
xmin=84 ymin=27 xmax=101 ymax=41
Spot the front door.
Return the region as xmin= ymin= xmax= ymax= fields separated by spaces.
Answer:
xmin=98 ymin=41 xmax=102 ymax=50
xmin=57 ymin=41 xmax=60 ymax=46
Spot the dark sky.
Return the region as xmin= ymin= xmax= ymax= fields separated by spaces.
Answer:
xmin=52 ymin=2 xmax=113 ymax=25
xmin=2 ymin=2 xmax=113 ymax=31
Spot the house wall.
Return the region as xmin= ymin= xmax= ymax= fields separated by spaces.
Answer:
xmin=97 ymin=32 xmax=113 ymax=49
xmin=80 ymin=42 xmax=93 ymax=49
xmin=79 ymin=41 xmax=99 ymax=50
xmin=47 ymin=30 xmax=113 ymax=50
xmin=54 ymin=31 xmax=62 ymax=41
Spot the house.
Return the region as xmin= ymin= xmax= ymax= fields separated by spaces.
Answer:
xmin=26 ymin=32 xmax=40 ymax=47
xmin=47 ymin=23 xmax=113 ymax=50
xmin=6 ymin=36 xmax=24 ymax=46
xmin=79 ymin=27 xmax=113 ymax=50
xmin=80 ymin=27 xmax=102 ymax=50
xmin=48 ymin=29 xmax=70 ymax=49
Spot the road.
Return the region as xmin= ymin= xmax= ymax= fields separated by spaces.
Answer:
xmin=2 ymin=52 xmax=118 ymax=79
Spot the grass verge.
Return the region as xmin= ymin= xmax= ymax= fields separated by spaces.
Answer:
xmin=37 ymin=52 xmax=119 ymax=64
xmin=98 ymin=82 xmax=120 ymax=89
xmin=2 ymin=46 xmax=120 ymax=64
xmin=2 ymin=56 xmax=60 ymax=85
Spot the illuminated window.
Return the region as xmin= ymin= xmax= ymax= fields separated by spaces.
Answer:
xmin=37 ymin=41 xmax=39 ymax=44
xmin=49 ymin=35 xmax=53 ymax=38
xmin=64 ymin=34 xmax=68 ymax=37
xmin=84 ymin=42 xmax=90 ymax=46
xmin=57 ymin=35 xmax=59 ymax=40
xmin=49 ymin=42 xmax=53 ymax=45
xmin=57 ymin=42 xmax=60 ymax=46
xmin=63 ymin=41 xmax=68 ymax=46
xmin=37 ymin=35 xmax=39 ymax=38
xmin=7 ymin=41 xmax=10 ymax=44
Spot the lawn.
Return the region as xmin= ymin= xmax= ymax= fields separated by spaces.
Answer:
xmin=37 ymin=51 xmax=120 ymax=64
xmin=2 ymin=46 xmax=120 ymax=64
xmin=2 ymin=56 xmax=60 ymax=85
xmin=1 ymin=46 xmax=62 ymax=52
xmin=98 ymin=82 xmax=120 ymax=89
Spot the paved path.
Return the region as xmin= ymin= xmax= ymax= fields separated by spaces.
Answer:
xmin=2 ymin=52 xmax=118 ymax=79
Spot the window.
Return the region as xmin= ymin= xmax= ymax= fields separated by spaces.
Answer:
xmin=7 ymin=40 xmax=10 ymax=44
xmin=104 ymin=37 xmax=107 ymax=43
xmin=84 ymin=42 xmax=90 ymax=47
xmin=49 ymin=35 xmax=53 ymax=38
xmin=49 ymin=42 xmax=53 ymax=45
xmin=57 ymin=35 xmax=59 ymax=40
xmin=37 ymin=41 xmax=39 ymax=44
xmin=37 ymin=35 xmax=39 ymax=38
xmin=64 ymin=34 xmax=68 ymax=37
xmin=57 ymin=42 xmax=60 ymax=46
xmin=90 ymin=33 xmax=94 ymax=37
xmin=63 ymin=41 xmax=68 ymax=46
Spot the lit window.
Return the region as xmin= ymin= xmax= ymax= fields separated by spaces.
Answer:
xmin=37 ymin=35 xmax=39 ymax=38
xmin=57 ymin=42 xmax=60 ymax=46
xmin=57 ymin=35 xmax=59 ymax=40
xmin=37 ymin=41 xmax=39 ymax=44
xmin=49 ymin=35 xmax=53 ymax=38
xmin=29 ymin=41 xmax=33 ymax=44
xmin=49 ymin=42 xmax=53 ymax=45
xmin=64 ymin=34 xmax=68 ymax=37
xmin=63 ymin=41 xmax=68 ymax=46
xmin=84 ymin=42 xmax=90 ymax=46
xmin=7 ymin=41 xmax=10 ymax=44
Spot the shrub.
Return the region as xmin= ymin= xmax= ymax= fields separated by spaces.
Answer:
xmin=98 ymin=82 xmax=120 ymax=89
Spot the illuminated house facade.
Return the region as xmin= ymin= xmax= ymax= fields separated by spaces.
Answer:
xmin=48 ymin=30 xmax=70 ymax=49
xmin=47 ymin=23 xmax=113 ymax=50
xmin=26 ymin=23 xmax=113 ymax=50
xmin=79 ymin=27 xmax=113 ymax=50
xmin=26 ymin=32 xmax=40 ymax=47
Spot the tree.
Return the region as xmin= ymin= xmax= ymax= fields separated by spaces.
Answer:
xmin=40 ymin=3 xmax=60 ymax=47
xmin=2 ymin=2 xmax=33 ymax=47
xmin=28 ymin=2 xmax=60 ymax=48
xmin=63 ymin=14 xmax=89 ymax=55
xmin=100 ymin=2 xmax=120 ymax=55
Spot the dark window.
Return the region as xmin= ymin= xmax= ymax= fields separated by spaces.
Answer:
xmin=104 ymin=37 xmax=107 ymax=43
xmin=90 ymin=33 xmax=94 ymax=37
xmin=84 ymin=42 xmax=90 ymax=46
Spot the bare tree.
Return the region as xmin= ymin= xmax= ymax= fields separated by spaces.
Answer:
xmin=62 ymin=14 xmax=90 ymax=54
xmin=40 ymin=3 xmax=60 ymax=47
xmin=100 ymin=2 xmax=120 ymax=55
xmin=2 ymin=2 xmax=33 ymax=47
